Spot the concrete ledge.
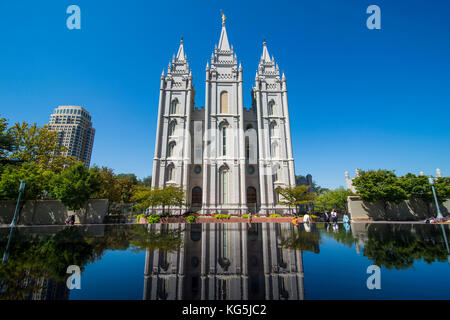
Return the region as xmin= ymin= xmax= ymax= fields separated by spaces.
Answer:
xmin=348 ymin=196 xmax=449 ymax=221
xmin=0 ymin=199 xmax=109 ymax=225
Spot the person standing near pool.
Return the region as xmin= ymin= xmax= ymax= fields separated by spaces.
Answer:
xmin=343 ymin=212 xmax=350 ymax=224
xmin=331 ymin=209 xmax=338 ymax=223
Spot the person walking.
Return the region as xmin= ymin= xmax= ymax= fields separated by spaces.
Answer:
xmin=324 ymin=211 xmax=330 ymax=222
xmin=331 ymin=209 xmax=338 ymax=223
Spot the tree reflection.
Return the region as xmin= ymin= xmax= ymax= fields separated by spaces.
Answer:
xmin=279 ymin=225 xmax=321 ymax=253
xmin=363 ymin=224 xmax=449 ymax=270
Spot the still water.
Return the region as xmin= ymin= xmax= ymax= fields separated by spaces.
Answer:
xmin=0 ymin=222 xmax=449 ymax=300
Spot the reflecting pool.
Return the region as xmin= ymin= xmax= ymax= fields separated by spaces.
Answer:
xmin=0 ymin=222 xmax=449 ymax=300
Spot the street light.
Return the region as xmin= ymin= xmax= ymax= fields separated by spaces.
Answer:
xmin=10 ymin=180 xmax=26 ymax=227
xmin=428 ymin=176 xmax=443 ymax=219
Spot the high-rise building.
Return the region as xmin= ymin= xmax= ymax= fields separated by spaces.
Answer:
xmin=48 ymin=106 xmax=95 ymax=167
xmin=152 ymin=19 xmax=296 ymax=214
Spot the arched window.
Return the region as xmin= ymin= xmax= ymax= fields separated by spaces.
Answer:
xmin=222 ymin=126 xmax=227 ymax=156
xmin=192 ymin=187 xmax=202 ymax=205
xmin=168 ymin=121 xmax=176 ymax=136
xmin=168 ymin=141 xmax=176 ymax=157
xmin=269 ymin=121 xmax=277 ymax=138
xmin=170 ymin=99 xmax=178 ymax=114
xmin=220 ymin=92 xmax=228 ymax=114
xmin=247 ymin=187 xmax=257 ymax=204
xmin=268 ymin=100 xmax=275 ymax=116
xmin=245 ymin=136 xmax=250 ymax=159
xmin=220 ymin=166 xmax=229 ymax=204
xmin=167 ymin=164 xmax=175 ymax=181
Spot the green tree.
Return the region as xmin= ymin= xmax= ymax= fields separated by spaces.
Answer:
xmin=116 ymin=173 xmax=139 ymax=185
xmin=0 ymin=115 xmax=16 ymax=163
xmin=0 ymin=162 xmax=54 ymax=200
xmin=275 ymin=185 xmax=316 ymax=215
xmin=90 ymin=166 xmax=121 ymax=202
xmin=51 ymin=163 xmax=101 ymax=210
xmin=117 ymin=177 xmax=136 ymax=203
xmin=140 ymin=176 xmax=152 ymax=187
xmin=7 ymin=121 xmax=76 ymax=172
xmin=314 ymin=187 xmax=354 ymax=212
xmin=351 ymin=169 xmax=408 ymax=215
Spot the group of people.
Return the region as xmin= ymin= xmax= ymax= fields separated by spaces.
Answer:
xmin=65 ymin=214 xmax=76 ymax=225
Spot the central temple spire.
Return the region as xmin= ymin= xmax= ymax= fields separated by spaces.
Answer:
xmin=218 ymin=11 xmax=230 ymax=51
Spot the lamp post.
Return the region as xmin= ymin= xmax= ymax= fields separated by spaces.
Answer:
xmin=428 ymin=176 xmax=443 ymax=219
xmin=10 ymin=180 xmax=26 ymax=227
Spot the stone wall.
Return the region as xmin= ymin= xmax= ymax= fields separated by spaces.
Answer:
xmin=0 ymin=199 xmax=109 ymax=225
xmin=348 ymin=196 xmax=450 ymax=221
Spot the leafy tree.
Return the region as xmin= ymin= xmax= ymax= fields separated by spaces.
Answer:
xmin=0 ymin=115 xmax=16 ymax=163
xmin=7 ymin=121 xmax=76 ymax=172
xmin=51 ymin=163 xmax=101 ymax=210
xmin=351 ymin=169 xmax=408 ymax=215
xmin=275 ymin=185 xmax=316 ymax=215
xmin=140 ymin=176 xmax=152 ymax=187
xmin=399 ymin=173 xmax=434 ymax=203
xmin=0 ymin=162 xmax=54 ymax=200
xmin=90 ymin=166 xmax=121 ymax=202
xmin=116 ymin=173 xmax=139 ymax=185
xmin=314 ymin=187 xmax=354 ymax=212
xmin=117 ymin=177 xmax=136 ymax=203
xmin=132 ymin=185 xmax=185 ymax=214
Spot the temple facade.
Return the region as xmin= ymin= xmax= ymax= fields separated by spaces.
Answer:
xmin=152 ymin=19 xmax=296 ymax=214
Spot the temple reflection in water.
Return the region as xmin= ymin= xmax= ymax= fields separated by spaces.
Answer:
xmin=143 ymin=223 xmax=313 ymax=300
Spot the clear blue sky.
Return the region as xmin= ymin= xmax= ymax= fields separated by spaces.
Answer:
xmin=1 ymin=0 xmax=449 ymax=189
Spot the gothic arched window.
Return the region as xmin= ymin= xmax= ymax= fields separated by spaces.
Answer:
xmin=168 ymin=141 xmax=176 ymax=157
xmin=170 ymin=99 xmax=178 ymax=115
xmin=271 ymin=141 xmax=278 ymax=158
xmin=268 ymin=100 xmax=275 ymax=116
xmin=167 ymin=164 xmax=175 ymax=181
xmin=269 ymin=122 xmax=277 ymax=139
xmin=168 ymin=120 xmax=176 ymax=137
xmin=219 ymin=165 xmax=229 ymax=204
xmin=220 ymin=91 xmax=228 ymax=114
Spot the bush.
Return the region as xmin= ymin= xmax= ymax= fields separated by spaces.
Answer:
xmin=269 ymin=214 xmax=281 ymax=218
xmin=214 ymin=214 xmax=231 ymax=219
xmin=147 ymin=215 xmax=161 ymax=224
xmin=186 ymin=215 xmax=196 ymax=223
xmin=310 ymin=214 xmax=318 ymax=219
xmin=136 ymin=214 xmax=146 ymax=223
xmin=242 ymin=214 xmax=249 ymax=218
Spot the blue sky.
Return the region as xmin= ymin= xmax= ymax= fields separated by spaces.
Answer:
xmin=0 ymin=0 xmax=449 ymax=189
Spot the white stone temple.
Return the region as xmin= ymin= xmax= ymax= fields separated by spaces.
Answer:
xmin=152 ymin=17 xmax=296 ymax=214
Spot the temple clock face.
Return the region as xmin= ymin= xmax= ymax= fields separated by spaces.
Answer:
xmin=248 ymin=166 xmax=255 ymax=175
xmin=194 ymin=165 xmax=202 ymax=174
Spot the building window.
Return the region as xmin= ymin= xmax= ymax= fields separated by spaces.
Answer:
xmin=268 ymin=100 xmax=275 ymax=116
xmin=168 ymin=142 xmax=176 ymax=157
xmin=192 ymin=187 xmax=202 ymax=205
xmin=248 ymin=165 xmax=255 ymax=175
xmin=220 ymin=167 xmax=229 ymax=204
xmin=269 ymin=121 xmax=277 ymax=139
xmin=220 ymin=91 xmax=228 ymax=114
xmin=167 ymin=165 xmax=175 ymax=181
xmin=168 ymin=121 xmax=176 ymax=136
xmin=170 ymin=99 xmax=178 ymax=114
xmin=247 ymin=187 xmax=257 ymax=204
xmin=222 ymin=126 xmax=227 ymax=156
xmin=194 ymin=165 xmax=201 ymax=174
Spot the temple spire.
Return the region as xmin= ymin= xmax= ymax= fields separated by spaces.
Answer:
xmin=176 ymin=37 xmax=185 ymax=61
xmin=218 ymin=11 xmax=230 ymax=51
xmin=261 ymin=39 xmax=271 ymax=63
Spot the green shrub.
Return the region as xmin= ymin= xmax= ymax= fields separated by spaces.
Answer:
xmin=269 ymin=214 xmax=281 ymax=218
xmin=214 ymin=214 xmax=231 ymax=219
xmin=136 ymin=214 xmax=146 ymax=223
xmin=310 ymin=214 xmax=318 ymax=219
xmin=186 ymin=215 xmax=196 ymax=224
xmin=242 ymin=214 xmax=249 ymax=218
xmin=147 ymin=215 xmax=161 ymax=224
